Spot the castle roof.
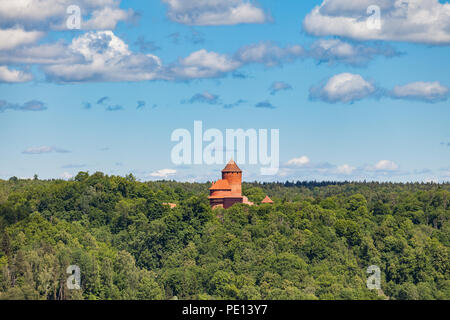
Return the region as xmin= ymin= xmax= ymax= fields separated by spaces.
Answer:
xmin=209 ymin=179 xmax=231 ymax=190
xmin=261 ymin=195 xmax=274 ymax=204
xmin=209 ymin=195 xmax=243 ymax=199
xmin=222 ymin=159 xmax=242 ymax=173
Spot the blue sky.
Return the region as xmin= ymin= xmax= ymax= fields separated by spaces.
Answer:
xmin=0 ymin=0 xmax=449 ymax=182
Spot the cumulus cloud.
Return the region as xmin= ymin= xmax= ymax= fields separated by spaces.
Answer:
xmin=310 ymin=73 xmax=376 ymax=103
xmin=309 ymin=38 xmax=399 ymax=66
xmin=167 ymin=39 xmax=399 ymax=82
xmin=269 ymin=81 xmax=292 ymax=95
xmin=310 ymin=73 xmax=449 ymax=104
xmin=43 ymin=31 xmax=163 ymax=82
xmin=280 ymin=157 xmax=343 ymax=178
xmin=0 ymin=41 xmax=82 ymax=66
xmin=81 ymin=6 xmax=135 ymax=30
xmin=303 ymin=0 xmax=450 ymax=45
xmin=0 ymin=0 xmax=134 ymax=31
xmin=169 ymin=42 xmax=306 ymax=79
xmin=0 ymin=66 xmax=32 ymax=83
xmin=336 ymin=164 xmax=356 ymax=175
xmin=235 ymin=42 xmax=304 ymax=67
xmin=280 ymin=156 xmax=406 ymax=180
xmin=233 ymin=40 xmax=398 ymax=69
xmin=162 ymin=0 xmax=269 ymax=26
xmin=0 ymin=100 xmax=47 ymax=112
xmin=184 ymin=91 xmax=220 ymax=104
xmin=10 ymin=38 xmax=300 ymax=83
xmin=391 ymin=81 xmax=449 ymax=102
xmin=23 ymin=146 xmax=70 ymax=154
xmin=287 ymin=156 xmax=311 ymax=167
xmin=168 ymin=49 xmax=241 ymax=79
xmin=149 ymin=168 xmax=177 ymax=178
xmin=278 ymin=155 xmax=442 ymax=181
xmin=0 ymin=29 xmax=400 ymax=83
xmin=0 ymin=28 xmax=44 ymax=50
xmin=367 ymin=160 xmax=399 ymax=172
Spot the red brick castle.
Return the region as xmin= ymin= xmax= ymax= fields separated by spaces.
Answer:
xmin=209 ymin=159 xmax=272 ymax=209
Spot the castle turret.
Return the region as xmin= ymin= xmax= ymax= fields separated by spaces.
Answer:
xmin=221 ymin=159 xmax=242 ymax=197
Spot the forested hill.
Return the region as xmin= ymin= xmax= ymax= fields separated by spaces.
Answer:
xmin=0 ymin=172 xmax=448 ymax=300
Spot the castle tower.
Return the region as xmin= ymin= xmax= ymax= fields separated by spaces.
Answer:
xmin=209 ymin=179 xmax=232 ymax=209
xmin=222 ymin=159 xmax=242 ymax=197
xmin=208 ymin=159 xmax=244 ymax=209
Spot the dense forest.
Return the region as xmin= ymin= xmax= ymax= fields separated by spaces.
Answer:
xmin=0 ymin=172 xmax=448 ymax=300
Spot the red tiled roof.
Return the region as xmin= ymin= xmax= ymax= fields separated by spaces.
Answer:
xmin=209 ymin=179 xmax=231 ymax=190
xmin=261 ymin=195 xmax=274 ymax=204
xmin=222 ymin=159 xmax=242 ymax=172
xmin=208 ymin=195 xmax=243 ymax=199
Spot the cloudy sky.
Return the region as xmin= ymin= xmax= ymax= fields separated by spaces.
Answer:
xmin=0 ymin=0 xmax=449 ymax=182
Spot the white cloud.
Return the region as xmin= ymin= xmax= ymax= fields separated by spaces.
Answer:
xmin=303 ymin=0 xmax=450 ymax=45
xmin=310 ymin=73 xmax=376 ymax=103
xmin=368 ymin=160 xmax=399 ymax=172
xmin=269 ymin=81 xmax=293 ymax=95
xmin=0 ymin=28 xmax=44 ymax=50
xmin=0 ymin=0 xmax=133 ymax=31
xmin=308 ymin=38 xmax=398 ymax=66
xmin=391 ymin=81 xmax=449 ymax=102
xmin=23 ymin=146 xmax=70 ymax=154
xmin=0 ymin=66 xmax=32 ymax=83
xmin=311 ymin=38 xmax=356 ymax=58
xmin=185 ymin=91 xmax=220 ymax=104
xmin=287 ymin=156 xmax=311 ymax=167
xmin=172 ymin=40 xmax=396 ymax=80
xmin=149 ymin=169 xmax=177 ymax=178
xmin=60 ymin=172 xmax=73 ymax=180
xmin=43 ymin=31 xmax=163 ymax=82
xmin=168 ymin=49 xmax=241 ymax=79
xmin=0 ymin=42 xmax=81 ymax=65
xmin=5 ymin=38 xmax=309 ymax=82
xmin=0 ymin=100 xmax=46 ymax=112
xmin=336 ymin=164 xmax=356 ymax=175
xmin=278 ymin=158 xmax=409 ymax=181
xmin=79 ymin=7 xmax=134 ymax=30
xmin=235 ymin=42 xmax=304 ymax=67
xmin=2 ymin=34 xmax=308 ymax=82
xmin=0 ymin=29 xmax=400 ymax=83
xmin=168 ymin=42 xmax=306 ymax=80
xmin=162 ymin=0 xmax=269 ymax=26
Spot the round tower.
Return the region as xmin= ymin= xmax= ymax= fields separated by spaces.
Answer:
xmin=222 ymin=159 xmax=242 ymax=197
